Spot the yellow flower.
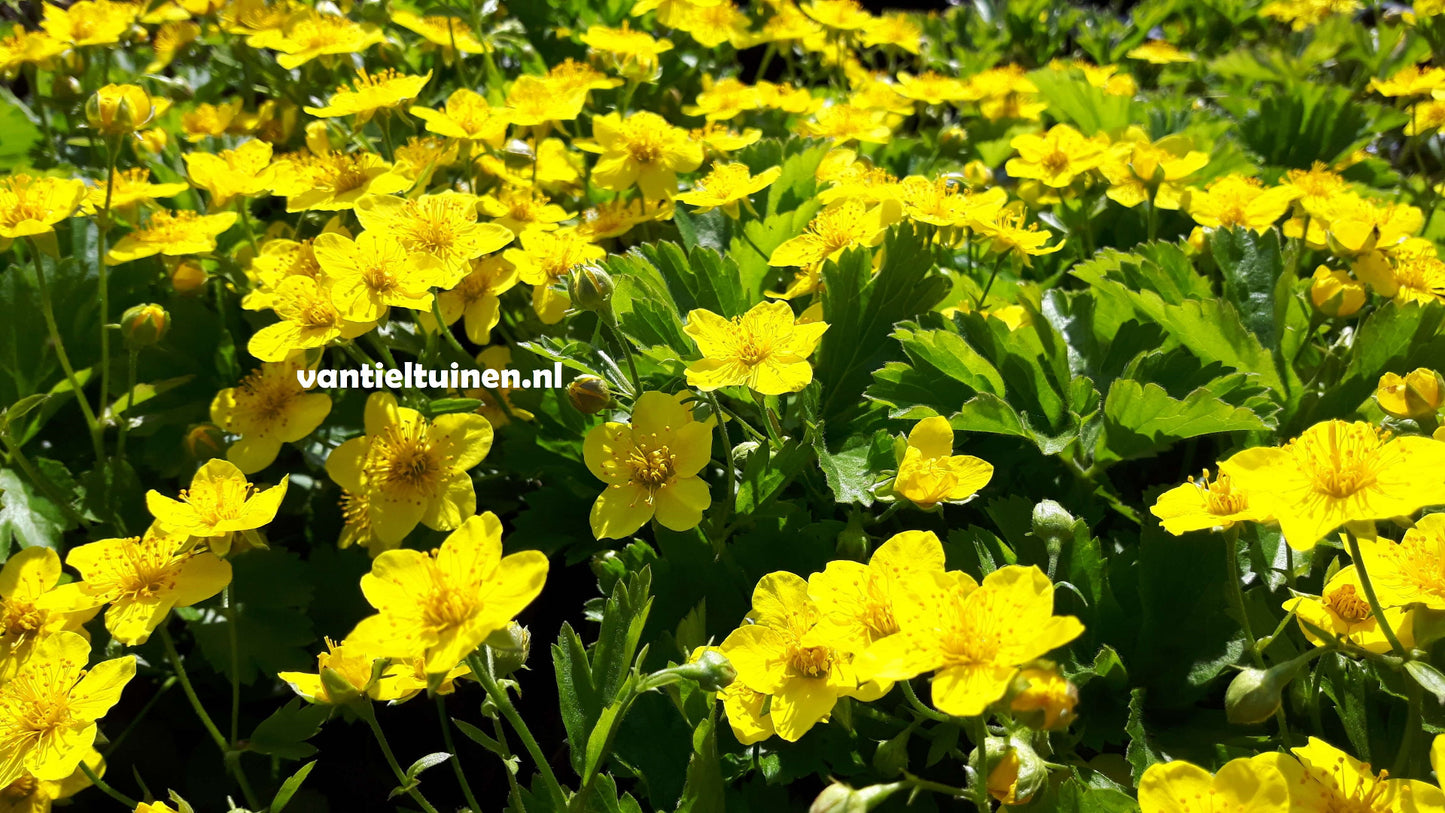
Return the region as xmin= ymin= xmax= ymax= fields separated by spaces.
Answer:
xmin=1184 ymin=175 xmax=1298 ymax=232
xmin=684 ymin=301 xmax=829 ymax=395
xmin=183 ymin=139 xmax=275 ymax=207
xmin=802 ymin=0 xmax=874 ymax=31
xmin=146 ymin=458 xmax=288 ymax=551
xmin=247 ymin=275 xmax=372 ymax=362
xmin=83 ymin=168 xmax=188 ymax=215
xmin=0 ymin=175 xmax=88 ymax=251
xmin=503 ymin=74 xmax=586 ymax=127
xmin=797 ymin=103 xmax=893 ymax=144
xmin=897 ymin=177 xmax=1008 ymax=228
xmin=0 ymin=632 xmax=132 ymax=788
xmin=894 ymin=71 xmax=970 ymax=106
xmin=0 ymin=548 xmax=98 ymax=679
xmin=1099 ymin=130 xmax=1209 ymax=209
xmin=1262 ymin=0 xmax=1360 ymax=29
xmin=87 ymin=84 xmax=154 ymax=134
xmin=278 ymin=637 xmax=388 ymax=705
xmin=583 ymin=111 xmax=703 ymax=200
xmin=1316 ymin=194 xmax=1423 ymax=255
xmin=105 ymin=210 xmax=237 ymax=266
xmin=692 ymin=645 xmax=774 ymax=745
xmin=325 ymin=392 xmax=493 ymax=547
xmin=314 ymin=231 xmax=445 ymax=322
xmin=0 ymin=747 xmax=102 ymax=813
xmin=719 ymin=571 xmax=885 ymax=742
xmin=1283 ymin=565 xmax=1413 ymax=654
xmin=583 ymin=391 xmax=714 ymax=539
xmin=347 ymin=512 xmax=548 ymax=674
xmin=355 ymin=192 xmax=513 ymax=285
xmin=859 ymin=565 xmax=1083 ymax=716
xmin=579 ymin=22 xmax=673 ymax=80
xmin=391 ymin=10 xmax=488 ymax=56
xmin=675 ymin=163 xmax=781 ymax=218
xmin=305 ymin=68 xmax=431 ymax=124
xmin=972 ymin=204 xmax=1064 ymax=262
xmin=1370 ymin=64 xmax=1445 ymax=97
xmin=410 ymin=89 xmax=509 ymax=145
xmin=393 ymin=136 xmax=459 ymax=186
xmin=862 ymin=12 xmax=922 ymax=53
xmin=1376 ymin=368 xmax=1444 ymax=419
xmin=478 ymin=188 xmax=572 ymax=236
xmin=1220 ymin=420 xmax=1445 ymax=550
xmin=1355 ymin=239 xmax=1445 ymax=305
xmin=1009 ymin=667 xmax=1078 ymax=730
xmin=1309 ymin=266 xmax=1367 ymax=318
xmin=181 ymin=100 xmax=244 ymax=142
xmin=893 ymin=416 xmax=994 ymax=509
xmin=61 ymin=524 xmax=231 ymax=645
xmin=683 ymin=76 xmax=761 ymax=121
xmin=0 ymin=28 xmax=67 ymax=76
xmin=248 ymin=10 xmax=384 ymax=70
xmin=578 ymin=197 xmax=674 ymax=240
xmin=429 ymin=255 xmax=519 ymax=345
xmin=465 ymin=346 xmax=535 ymax=428
xmin=805 ymin=530 xmax=946 ymax=655
xmin=268 ymin=151 xmax=409 ymax=213
xmin=41 ymin=0 xmax=138 ymax=47
xmin=1006 ymin=125 xmax=1109 ymax=189
xmin=505 ymin=227 xmax=605 ymax=324
xmin=1257 ymin=737 xmax=1445 ymax=812
xmin=1405 ymin=99 xmax=1445 ymax=136
xmin=1126 ymin=39 xmax=1195 ymax=63
xmin=477 ymin=138 xmax=585 ymax=191
xmin=1138 ymin=758 xmax=1291 ymax=813
xmin=146 ymin=20 xmax=199 ymax=72
xmin=1149 ymin=469 xmax=1272 ymax=535
xmin=768 ymin=199 xmax=900 ymax=289
xmin=1361 ymin=513 xmax=1445 ymax=611
xmin=211 ymin=358 xmax=333 ymax=473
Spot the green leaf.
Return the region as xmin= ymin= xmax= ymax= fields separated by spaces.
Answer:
xmin=0 ymin=102 xmax=40 ymax=171
xmin=1211 ymin=227 xmax=1286 ymax=351
xmin=1124 ymin=689 xmax=1162 ymax=784
xmin=592 ymin=568 xmax=653 ymax=705
xmin=810 ymin=427 xmax=891 ymax=506
xmin=552 ymin=622 xmax=599 ymax=774
xmin=1306 ymin=303 xmax=1445 ymax=428
xmin=405 ymin=752 xmax=451 ymax=780
xmin=248 ymin=699 xmax=329 ymax=760
xmin=1097 ymin=379 xmax=1273 ymax=463
xmin=584 ymin=697 xmax=627 ymax=780
xmin=734 ymin=438 xmax=811 ymax=515
xmin=1029 ymin=67 xmax=1137 ymax=134
xmin=864 ymin=323 xmax=1006 ymax=419
xmin=675 ymin=708 xmax=724 ymax=813
xmin=0 ymin=468 xmax=71 ymax=553
xmin=269 ymin=760 xmax=316 ymax=813
xmin=636 ymin=242 xmax=748 ymax=320
xmin=949 ymin=393 xmax=1078 ymax=456
xmin=1405 ymin=661 xmax=1445 ymax=705
xmin=605 ymin=251 xmax=692 ymax=358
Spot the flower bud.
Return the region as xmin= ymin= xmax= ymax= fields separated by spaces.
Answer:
xmin=974 ymin=737 xmax=1046 ymax=808
xmin=1376 ymin=369 xmax=1444 ymax=420
xmin=567 ymin=375 xmax=611 ymax=414
xmin=679 ymin=648 xmax=737 ymax=692
xmin=121 ymin=303 xmax=169 ymax=349
xmin=170 ymin=260 xmax=208 ymax=294
xmin=963 ymin=160 xmax=994 ymax=187
xmin=135 ymin=127 xmax=168 ymax=157
xmin=809 ymin=781 xmax=904 ymax=813
xmin=184 ymin=422 xmax=226 ymax=461
xmin=87 ymin=83 xmax=154 ymax=135
xmin=1009 ymin=666 xmax=1079 ymax=730
xmin=1032 ymin=499 xmax=1076 ymax=555
xmin=835 ymin=512 xmax=870 ymax=562
xmin=484 ymin=622 xmax=532 ymax=678
xmin=1225 ymin=666 xmax=1286 ymax=725
xmin=569 ymin=264 xmax=614 ymax=312
xmin=1310 ymin=266 xmax=1366 ymax=318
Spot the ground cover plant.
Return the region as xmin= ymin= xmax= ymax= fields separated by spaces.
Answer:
xmin=2 ymin=0 xmax=1445 ymax=810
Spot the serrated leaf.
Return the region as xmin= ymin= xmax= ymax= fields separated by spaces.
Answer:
xmin=1211 ymin=227 xmax=1285 ymax=351
xmin=1097 ymin=379 xmax=1272 ymax=463
xmin=248 ymin=699 xmax=328 ymax=760
xmin=0 ymin=468 xmax=70 ymax=553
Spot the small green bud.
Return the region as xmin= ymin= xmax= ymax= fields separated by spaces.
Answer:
xmin=567 ymin=375 xmax=611 ymax=414
xmin=569 ymin=264 xmax=614 ymax=312
xmin=484 ymin=622 xmax=532 ymax=678
xmin=1225 ymin=666 xmax=1288 ymax=725
xmin=809 ymin=781 xmax=904 ymax=813
xmin=121 ymin=303 xmax=169 ymax=349
xmin=1032 ymin=499 xmax=1076 ymax=557
xmin=835 ymin=512 xmax=870 ymax=562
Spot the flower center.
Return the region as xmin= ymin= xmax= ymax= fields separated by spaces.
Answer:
xmin=1041 ymin=150 xmax=1071 ymax=174
xmin=368 ymin=422 xmax=445 ymax=496
xmin=1191 ymin=470 xmax=1248 ymax=515
xmin=1291 ymin=423 xmax=1387 ymax=499
xmin=628 ymin=446 xmax=676 ymax=488
xmin=1325 ymin=584 xmax=1372 ymax=623
xmin=786 ymin=643 xmax=834 ymax=678
xmin=181 ymin=478 xmax=254 ymax=525
xmin=238 ymin=367 xmax=298 ymax=422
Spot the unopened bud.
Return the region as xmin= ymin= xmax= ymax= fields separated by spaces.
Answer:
xmin=569 ymin=264 xmax=614 ymax=312
xmin=135 ymin=127 xmax=168 ymax=156
xmin=87 ymin=83 xmax=153 ymax=135
xmin=170 ymin=260 xmax=208 ymax=294
xmin=836 ymin=513 xmax=869 ymax=562
xmin=1009 ymin=666 xmax=1079 ymax=730
xmin=121 ymin=303 xmax=169 ymax=348
xmin=963 ymin=160 xmax=993 ymax=187
xmin=1376 ymin=368 xmax=1444 ymax=419
xmin=1225 ymin=666 xmax=1287 ymax=725
xmin=1032 ymin=499 xmax=1075 ymax=554
xmin=679 ymin=648 xmax=737 ymax=692
xmin=184 ymin=423 xmax=226 ymax=461
xmin=809 ymin=781 xmax=904 ymax=813
xmin=484 ymin=622 xmax=532 ymax=677
xmin=567 ymin=375 xmax=611 ymax=414
xmin=1310 ymin=266 xmax=1366 ymax=318
xmin=984 ymin=739 xmax=1046 ymax=807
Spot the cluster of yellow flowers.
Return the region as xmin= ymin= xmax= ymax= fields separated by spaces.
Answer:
xmin=710 ymin=530 xmax=1082 ymax=744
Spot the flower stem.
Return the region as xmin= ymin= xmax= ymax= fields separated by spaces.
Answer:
xmin=601 ymin=311 xmax=641 ymax=395
xmin=1395 ymin=679 xmax=1424 ymax=775
xmin=357 ymin=701 xmax=442 ymax=813
xmin=97 ymin=142 xmax=118 ymax=466
xmin=436 ymin=695 xmax=482 ymax=813
xmin=79 ymin=760 xmax=138 ymax=809
xmin=159 ymin=624 xmax=260 ymax=810
xmin=706 ymin=392 xmax=735 ymax=543
xmin=1223 ymin=526 xmax=1264 ymax=668
xmin=970 ymin=715 xmax=992 ymax=812
xmin=900 ymin=679 xmax=951 ymax=723
xmin=467 ymin=652 xmax=569 ymax=810
xmin=223 ymin=585 xmax=241 ymax=745
xmin=28 ymin=239 xmax=105 ymax=461
xmin=115 ymin=348 xmax=137 ymax=460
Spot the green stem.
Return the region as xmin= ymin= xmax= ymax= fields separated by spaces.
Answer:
xmin=97 ymin=144 xmax=117 ymax=467
xmin=976 ymin=252 xmax=1005 ymax=307
xmin=1223 ymin=526 xmax=1264 ymax=668
xmin=159 ymin=625 xmax=228 ymax=752
xmin=904 ymin=773 xmax=968 ymax=798
xmin=1395 ymin=679 xmax=1423 ymax=775
xmin=357 ymin=702 xmax=442 ymax=813
xmin=601 ymin=311 xmax=641 ymax=395
xmin=115 ymin=348 xmax=137 ymax=460
xmin=1344 ymin=529 xmax=1408 ymax=657
xmin=970 ymin=715 xmax=992 ymax=812
xmin=28 ymin=239 xmax=105 ymax=461
xmin=431 ymin=296 xmax=470 ymax=357
xmin=235 ymin=197 xmax=259 ymax=254
xmin=103 ymin=676 xmax=176 ymax=757
xmin=79 ymin=761 xmax=137 ymax=809
xmin=224 ymin=585 xmax=240 ymax=745
xmin=707 ymin=392 xmax=735 ymax=543
xmin=437 ymin=696 xmax=482 ymax=813
xmin=467 ymin=652 xmax=569 ymax=810
xmin=900 ymin=679 xmax=951 ymax=723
